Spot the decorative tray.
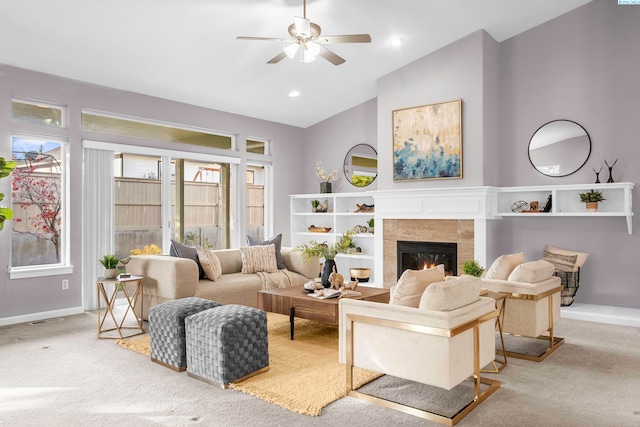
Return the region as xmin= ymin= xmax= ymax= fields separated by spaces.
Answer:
xmin=308 ymin=226 xmax=332 ymax=233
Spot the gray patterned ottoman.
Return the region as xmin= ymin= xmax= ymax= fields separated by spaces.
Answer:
xmin=185 ymin=304 xmax=269 ymax=388
xmin=149 ymin=297 xmax=221 ymax=371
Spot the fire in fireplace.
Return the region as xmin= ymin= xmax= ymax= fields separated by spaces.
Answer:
xmin=397 ymin=241 xmax=458 ymax=279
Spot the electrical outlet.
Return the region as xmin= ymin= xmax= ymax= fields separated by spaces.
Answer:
xmin=61 ymin=279 xmax=69 ymax=290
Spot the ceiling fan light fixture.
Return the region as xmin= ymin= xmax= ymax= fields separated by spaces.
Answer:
xmin=284 ymin=43 xmax=300 ymax=59
xmin=302 ymin=41 xmax=320 ymax=63
xmin=294 ymin=16 xmax=311 ymax=37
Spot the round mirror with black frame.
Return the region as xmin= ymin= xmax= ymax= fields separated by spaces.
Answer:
xmin=344 ymin=144 xmax=377 ymax=187
xmin=528 ymin=119 xmax=591 ymax=177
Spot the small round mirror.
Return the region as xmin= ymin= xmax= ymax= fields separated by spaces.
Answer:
xmin=343 ymin=144 xmax=377 ymax=187
xmin=528 ymin=120 xmax=591 ymax=177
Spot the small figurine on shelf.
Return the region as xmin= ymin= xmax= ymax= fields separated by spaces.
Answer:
xmin=316 ymin=199 xmax=329 ymax=213
xmin=604 ymin=158 xmax=618 ymax=183
xmin=593 ymin=166 xmax=602 ymax=184
xmin=542 ymin=195 xmax=552 ymax=213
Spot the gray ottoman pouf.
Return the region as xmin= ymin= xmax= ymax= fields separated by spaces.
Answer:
xmin=149 ymin=297 xmax=221 ymax=371
xmin=185 ymin=304 xmax=269 ymax=387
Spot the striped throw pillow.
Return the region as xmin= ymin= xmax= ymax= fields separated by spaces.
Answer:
xmin=240 ymin=244 xmax=278 ymax=274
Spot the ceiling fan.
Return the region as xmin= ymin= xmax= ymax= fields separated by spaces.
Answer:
xmin=236 ymin=0 xmax=371 ymax=66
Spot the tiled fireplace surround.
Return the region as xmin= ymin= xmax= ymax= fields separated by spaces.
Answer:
xmin=373 ymin=187 xmax=496 ymax=286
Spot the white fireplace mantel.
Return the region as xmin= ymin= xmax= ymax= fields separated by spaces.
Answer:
xmin=371 ymin=183 xmax=634 ymax=284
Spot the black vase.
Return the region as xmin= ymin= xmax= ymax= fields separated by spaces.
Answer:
xmin=321 ymin=259 xmax=337 ymax=288
xmin=320 ymin=182 xmax=332 ymax=193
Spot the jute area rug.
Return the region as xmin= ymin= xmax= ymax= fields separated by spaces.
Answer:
xmin=117 ymin=312 xmax=381 ymax=416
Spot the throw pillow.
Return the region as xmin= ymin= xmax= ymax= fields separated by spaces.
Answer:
xmin=484 ymin=252 xmax=524 ymax=280
xmin=542 ymin=251 xmax=578 ymax=272
xmin=507 ymin=259 xmax=555 ymax=283
xmin=389 ymin=264 xmax=445 ymax=308
xmin=240 ymin=244 xmax=278 ymax=274
xmin=196 ymin=246 xmax=222 ymax=281
xmin=419 ymin=275 xmax=481 ymax=311
xmin=545 ymin=244 xmax=589 ymax=271
xmin=170 ymin=239 xmax=205 ymax=279
xmin=246 ymin=234 xmax=286 ymax=270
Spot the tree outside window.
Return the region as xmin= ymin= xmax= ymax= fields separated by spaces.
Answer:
xmin=11 ymin=136 xmax=64 ymax=267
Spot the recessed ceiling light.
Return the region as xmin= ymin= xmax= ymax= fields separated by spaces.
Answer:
xmin=391 ymin=38 xmax=403 ymax=47
xmin=289 ymin=90 xmax=300 ymax=97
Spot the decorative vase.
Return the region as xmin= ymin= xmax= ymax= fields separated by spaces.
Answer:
xmin=320 ymin=182 xmax=332 ymax=194
xmin=104 ymin=268 xmax=119 ymax=279
xmin=321 ymin=259 xmax=337 ymax=288
xmin=349 ymin=267 xmax=370 ymax=283
xmin=585 ymin=202 xmax=598 ymax=212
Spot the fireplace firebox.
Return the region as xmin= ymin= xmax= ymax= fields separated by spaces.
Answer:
xmin=397 ymin=241 xmax=458 ymax=279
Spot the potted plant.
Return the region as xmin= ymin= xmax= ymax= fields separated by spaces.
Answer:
xmin=366 ymin=218 xmax=374 ymax=233
xmin=462 ymin=260 xmax=485 ymax=277
xmin=579 ymin=189 xmax=605 ymax=212
xmin=316 ymin=161 xmax=340 ymax=194
xmin=295 ymin=230 xmax=356 ymax=287
xmin=100 ymin=254 xmax=120 ymax=279
xmin=0 ymin=157 xmax=17 ymax=231
xmin=311 ymin=199 xmax=320 ymax=212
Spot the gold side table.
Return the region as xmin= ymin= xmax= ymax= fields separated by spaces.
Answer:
xmin=97 ymin=275 xmax=144 ymax=339
xmin=481 ymin=290 xmax=509 ymax=373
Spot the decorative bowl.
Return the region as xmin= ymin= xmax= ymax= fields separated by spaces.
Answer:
xmin=349 ymin=267 xmax=371 ymax=283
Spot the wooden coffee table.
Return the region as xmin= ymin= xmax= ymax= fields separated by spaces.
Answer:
xmin=258 ymin=285 xmax=390 ymax=340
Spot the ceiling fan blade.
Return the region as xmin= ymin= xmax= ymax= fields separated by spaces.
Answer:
xmin=237 ymin=36 xmax=290 ymax=42
xmin=318 ymin=45 xmax=345 ymax=66
xmin=318 ymin=34 xmax=372 ymax=44
xmin=267 ymin=51 xmax=288 ymax=64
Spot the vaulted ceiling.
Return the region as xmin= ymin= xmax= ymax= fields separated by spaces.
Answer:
xmin=0 ymin=0 xmax=592 ymax=128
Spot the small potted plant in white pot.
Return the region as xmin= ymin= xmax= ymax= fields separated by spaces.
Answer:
xmin=100 ymin=254 xmax=120 ymax=279
xmin=579 ymin=189 xmax=605 ymax=212
xmin=366 ymin=218 xmax=374 ymax=233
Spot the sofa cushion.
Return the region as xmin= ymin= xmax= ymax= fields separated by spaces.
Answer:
xmin=197 ymin=246 xmax=222 ymax=281
xmin=542 ymin=250 xmax=578 ymax=272
xmin=390 ymin=264 xmax=445 ymax=308
xmin=485 ymin=252 xmax=524 ymax=280
xmin=240 ymin=244 xmax=278 ymax=274
xmin=170 ymin=240 xmax=205 ymax=279
xmin=419 ymin=275 xmax=480 ymax=311
xmin=545 ymin=244 xmax=589 ymax=271
xmin=507 ymin=259 xmax=555 ymax=283
xmin=247 ymin=234 xmax=286 ymax=270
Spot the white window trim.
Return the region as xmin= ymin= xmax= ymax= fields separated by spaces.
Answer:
xmin=9 ymin=134 xmax=71 ymax=279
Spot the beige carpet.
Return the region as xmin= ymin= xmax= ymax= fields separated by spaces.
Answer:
xmin=117 ymin=312 xmax=381 ymax=416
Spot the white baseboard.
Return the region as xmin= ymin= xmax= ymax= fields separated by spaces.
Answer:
xmin=561 ymin=303 xmax=640 ymax=328
xmin=0 ymin=306 xmax=85 ymax=327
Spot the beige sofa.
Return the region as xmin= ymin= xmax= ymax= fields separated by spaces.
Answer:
xmin=128 ymin=247 xmax=318 ymax=320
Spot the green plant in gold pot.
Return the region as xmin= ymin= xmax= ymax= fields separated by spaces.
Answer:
xmin=579 ymin=189 xmax=605 ymax=212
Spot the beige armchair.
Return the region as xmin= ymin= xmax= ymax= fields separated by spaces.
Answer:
xmin=481 ymin=259 xmax=564 ymax=362
xmin=338 ymin=296 xmax=500 ymax=425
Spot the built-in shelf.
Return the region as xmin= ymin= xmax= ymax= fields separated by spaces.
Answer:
xmin=495 ymin=182 xmax=634 ymax=234
xmin=290 ymin=192 xmax=376 ymax=282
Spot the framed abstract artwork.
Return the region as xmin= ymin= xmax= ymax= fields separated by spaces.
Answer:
xmin=392 ymin=99 xmax=462 ymax=181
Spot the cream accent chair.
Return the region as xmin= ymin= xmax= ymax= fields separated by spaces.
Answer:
xmin=338 ymin=290 xmax=500 ymax=425
xmin=481 ymin=259 xmax=564 ymax=362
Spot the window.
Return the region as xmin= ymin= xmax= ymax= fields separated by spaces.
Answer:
xmin=82 ymin=112 xmax=233 ymax=150
xmin=11 ymin=135 xmax=70 ymax=275
xmin=113 ymin=153 xmax=230 ymax=258
xmin=12 ymin=99 xmax=65 ymax=128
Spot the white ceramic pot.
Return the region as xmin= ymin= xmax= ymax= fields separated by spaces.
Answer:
xmin=104 ymin=268 xmax=119 ymax=279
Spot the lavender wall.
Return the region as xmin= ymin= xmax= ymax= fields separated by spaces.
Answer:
xmin=377 ymin=30 xmax=497 ymax=191
xmin=0 ymin=65 xmax=305 ymax=322
xmin=496 ymin=0 xmax=640 ymax=308
xmin=303 ymin=98 xmax=377 ymax=194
